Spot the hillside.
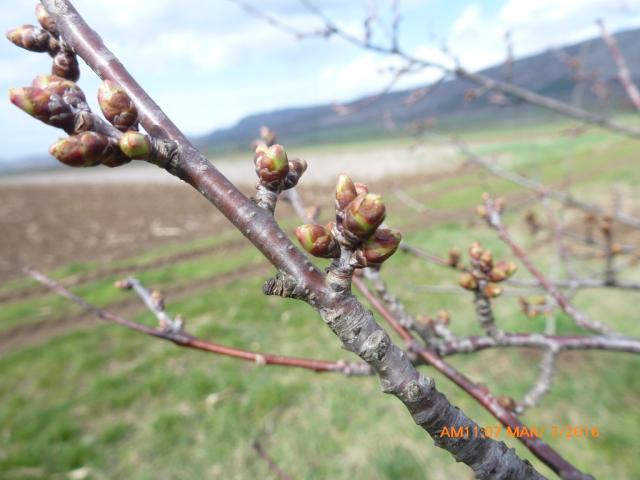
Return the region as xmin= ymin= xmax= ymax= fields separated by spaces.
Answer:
xmin=196 ymin=28 xmax=640 ymax=154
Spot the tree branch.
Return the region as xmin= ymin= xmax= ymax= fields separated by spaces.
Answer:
xmin=25 ymin=267 xmax=370 ymax=375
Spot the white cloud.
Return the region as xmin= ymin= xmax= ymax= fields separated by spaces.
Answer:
xmin=452 ymin=5 xmax=480 ymax=35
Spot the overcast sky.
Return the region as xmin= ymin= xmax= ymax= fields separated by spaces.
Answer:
xmin=1 ymin=0 xmax=639 ymax=161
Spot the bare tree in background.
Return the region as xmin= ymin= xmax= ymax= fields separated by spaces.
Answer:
xmin=7 ymin=2 xmax=640 ymax=479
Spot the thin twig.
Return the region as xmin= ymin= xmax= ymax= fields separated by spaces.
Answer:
xmin=24 ymin=267 xmax=371 ymax=376
xmin=482 ymin=198 xmax=615 ymax=335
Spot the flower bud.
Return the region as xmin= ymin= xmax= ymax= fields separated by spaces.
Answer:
xmin=52 ymin=50 xmax=80 ymax=82
xmin=9 ymin=86 xmax=74 ymax=130
xmin=31 ymin=75 xmax=85 ymax=105
xmin=448 ymin=247 xmax=461 ymax=267
xmin=436 ymin=309 xmax=451 ymax=326
xmin=354 ymin=182 xmax=368 ymax=196
xmin=459 ymin=272 xmax=478 ymax=290
xmin=497 ymin=395 xmax=516 ymax=411
xmin=488 ymin=267 xmax=507 ymax=282
xmin=6 ymin=24 xmax=57 ymax=53
xmin=49 ymin=132 xmax=110 ymax=167
xmin=97 ymin=80 xmax=138 ymax=131
xmin=361 ymin=228 xmax=401 ymax=265
xmin=255 ymin=144 xmax=289 ymax=184
xmin=35 ymin=4 xmax=58 ymax=35
xmin=289 ymin=157 xmax=307 ymax=177
xmin=495 ymin=260 xmax=517 ymax=277
xmin=469 ymin=242 xmax=483 ymax=260
xmin=343 ymin=193 xmax=386 ymax=239
xmin=484 ymin=283 xmax=502 ymax=298
xmin=118 ymin=131 xmax=151 ymax=159
xmin=295 ymin=224 xmax=339 ymax=258
xmin=475 ymin=204 xmax=488 ymax=219
xmin=480 ymin=250 xmax=493 ymax=267
xmin=282 ymin=157 xmax=307 ymax=189
xmin=335 ymin=174 xmax=357 ymax=210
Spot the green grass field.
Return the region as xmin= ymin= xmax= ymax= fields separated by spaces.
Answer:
xmin=1 ymin=120 xmax=639 ymax=479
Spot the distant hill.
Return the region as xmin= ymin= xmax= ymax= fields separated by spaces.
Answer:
xmin=196 ymin=28 xmax=640 ymax=155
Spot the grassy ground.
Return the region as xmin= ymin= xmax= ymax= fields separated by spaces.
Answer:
xmin=1 ymin=120 xmax=639 ymax=479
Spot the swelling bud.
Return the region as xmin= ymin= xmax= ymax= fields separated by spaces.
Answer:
xmin=295 ymin=224 xmax=339 ymax=258
xmin=343 ymin=193 xmax=386 ymax=239
xmin=361 ymin=228 xmax=401 ymax=265
xmin=118 ymin=131 xmax=151 ymax=159
xmin=335 ymin=174 xmax=357 ymax=210
xmin=255 ymin=144 xmax=289 ymax=184
xmin=49 ymin=132 xmax=109 ymax=167
xmin=98 ymin=80 xmax=138 ymax=130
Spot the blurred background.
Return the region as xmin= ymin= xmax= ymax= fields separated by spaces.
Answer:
xmin=1 ymin=1 xmax=639 ymax=479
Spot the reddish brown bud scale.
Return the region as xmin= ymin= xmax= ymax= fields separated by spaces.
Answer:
xmin=335 ymin=174 xmax=357 ymax=210
xmin=354 ymin=182 xmax=369 ymax=196
xmin=9 ymin=86 xmax=75 ymax=131
xmin=343 ymin=193 xmax=386 ymax=239
xmin=52 ymin=50 xmax=80 ymax=82
xmin=495 ymin=260 xmax=518 ymax=277
xmin=484 ymin=283 xmax=503 ymax=298
xmin=35 ymin=4 xmax=58 ymax=35
xmin=255 ymin=144 xmax=289 ymax=184
xmin=480 ymin=250 xmax=493 ymax=267
xmin=49 ymin=132 xmax=109 ymax=167
xmin=360 ymin=228 xmax=401 ymax=265
xmin=6 ymin=24 xmax=57 ymax=53
xmin=488 ymin=267 xmax=508 ymax=282
xmin=448 ymin=247 xmax=461 ymax=267
xmin=459 ymin=272 xmax=478 ymax=290
xmin=295 ymin=224 xmax=339 ymax=258
xmin=97 ymin=80 xmax=138 ymax=131
xmin=469 ymin=242 xmax=483 ymax=260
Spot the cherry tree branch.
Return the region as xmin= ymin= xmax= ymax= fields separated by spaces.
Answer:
xmin=352 ymin=275 xmax=590 ymax=480
xmin=482 ymin=198 xmax=615 ymax=335
xmin=232 ymin=0 xmax=640 ymax=139
xmin=26 ymin=3 xmax=548 ymax=477
xmin=25 ymin=267 xmax=369 ymax=375
xmin=597 ymin=18 xmax=640 ymax=111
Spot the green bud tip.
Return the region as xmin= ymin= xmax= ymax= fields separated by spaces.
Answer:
xmin=295 ymin=224 xmax=339 ymax=258
xmin=362 ymin=228 xmax=402 ymax=265
xmin=8 ymin=87 xmax=35 ymax=115
xmin=255 ymin=144 xmax=289 ymax=183
xmin=344 ymin=193 xmax=386 ymax=239
xmin=335 ymin=174 xmax=357 ymax=210
xmin=118 ymin=131 xmax=151 ymax=159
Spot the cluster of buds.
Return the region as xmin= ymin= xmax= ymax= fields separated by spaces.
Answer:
xmin=295 ymin=174 xmax=401 ymax=268
xmin=475 ymin=194 xmax=505 ymax=221
xmin=254 ymin=143 xmax=307 ymax=192
xmin=518 ymin=296 xmax=552 ymax=318
xmin=7 ymin=5 xmax=80 ymax=81
xmin=49 ymin=131 xmax=126 ymax=167
xmin=458 ymin=242 xmax=517 ymax=298
xmin=10 ymin=72 xmax=152 ymax=168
